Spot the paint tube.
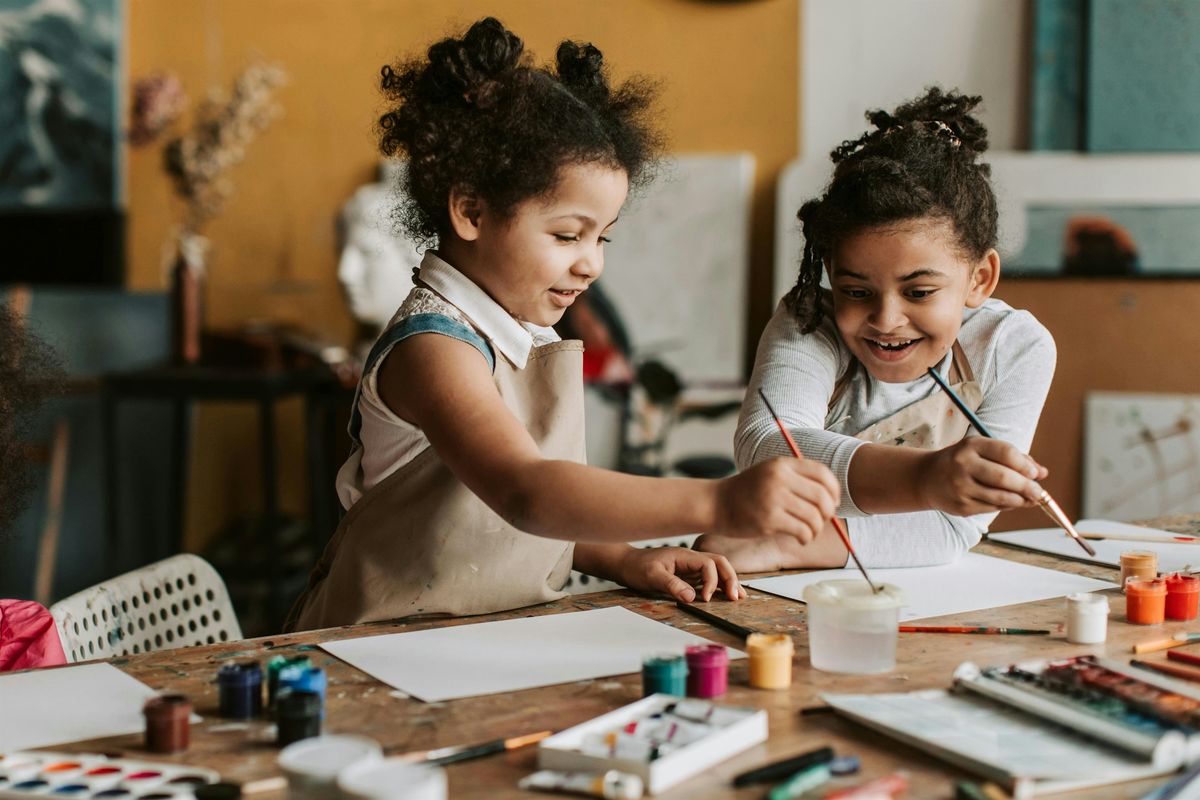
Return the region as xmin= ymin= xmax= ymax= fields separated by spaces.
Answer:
xmin=518 ymin=769 xmax=644 ymax=800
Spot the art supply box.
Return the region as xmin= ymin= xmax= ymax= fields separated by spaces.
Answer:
xmin=0 ymin=751 xmax=219 ymax=800
xmin=536 ymin=694 xmax=766 ymax=794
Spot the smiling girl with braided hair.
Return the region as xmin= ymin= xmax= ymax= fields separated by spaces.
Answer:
xmin=697 ymin=87 xmax=1057 ymax=572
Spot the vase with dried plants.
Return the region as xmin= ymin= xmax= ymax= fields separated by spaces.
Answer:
xmin=130 ymin=62 xmax=287 ymax=364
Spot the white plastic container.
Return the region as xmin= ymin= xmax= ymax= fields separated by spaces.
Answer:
xmin=1066 ymin=592 xmax=1110 ymax=644
xmin=336 ymin=758 xmax=446 ymax=800
xmin=804 ymin=580 xmax=905 ymax=674
xmin=277 ymin=734 xmax=383 ymax=800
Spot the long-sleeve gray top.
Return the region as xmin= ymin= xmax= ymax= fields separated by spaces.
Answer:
xmin=736 ymin=297 xmax=1056 ymax=567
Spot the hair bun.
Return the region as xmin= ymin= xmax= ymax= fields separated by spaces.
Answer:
xmin=556 ymin=40 xmax=609 ymax=101
xmin=424 ymin=17 xmax=525 ymax=108
xmin=891 ymin=86 xmax=989 ymax=153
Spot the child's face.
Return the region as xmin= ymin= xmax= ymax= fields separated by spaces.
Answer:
xmin=828 ymin=219 xmax=998 ymax=383
xmin=471 ymin=163 xmax=629 ymax=328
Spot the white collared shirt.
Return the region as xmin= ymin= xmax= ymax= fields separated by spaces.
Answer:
xmin=336 ymin=251 xmax=560 ymax=508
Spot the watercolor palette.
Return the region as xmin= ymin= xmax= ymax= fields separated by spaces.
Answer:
xmin=0 ymin=753 xmax=218 ymax=800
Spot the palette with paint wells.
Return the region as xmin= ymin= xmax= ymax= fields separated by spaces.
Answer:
xmin=0 ymin=753 xmax=218 ymax=800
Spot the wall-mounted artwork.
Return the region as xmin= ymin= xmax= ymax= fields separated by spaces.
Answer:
xmin=0 ymin=0 xmax=124 ymax=284
xmin=1084 ymin=392 xmax=1200 ymax=521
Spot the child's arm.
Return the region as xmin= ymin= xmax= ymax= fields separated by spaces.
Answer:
xmin=377 ymin=333 xmax=840 ymax=544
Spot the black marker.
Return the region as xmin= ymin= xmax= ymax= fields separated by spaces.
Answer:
xmin=731 ymin=745 xmax=835 ymax=787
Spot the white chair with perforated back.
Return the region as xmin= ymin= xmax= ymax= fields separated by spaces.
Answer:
xmin=50 ymin=554 xmax=242 ymax=662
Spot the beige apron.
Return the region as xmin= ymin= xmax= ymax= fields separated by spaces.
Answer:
xmin=286 ymin=324 xmax=582 ymax=631
xmin=831 ymin=341 xmax=983 ymax=447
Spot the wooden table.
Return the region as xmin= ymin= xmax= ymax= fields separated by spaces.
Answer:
xmin=49 ymin=516 xmax=1200 ymax=799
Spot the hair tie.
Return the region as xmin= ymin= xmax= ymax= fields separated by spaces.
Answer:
xmin=882 ymin=120 xmax=961 ymax=148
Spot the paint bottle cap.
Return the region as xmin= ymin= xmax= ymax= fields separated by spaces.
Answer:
xmin=278 ymin=734 xmax=383 ymax=790
xmin=1167 ymin=573 xmax=1200 ymax=592
xmin=1121 ymin=550 xmax=1158 ymax=566
xmin=336 ymin=758 xmax=447 ymax=800
xmin=643 ymin=653 xmax=687 ymax=672
xmin=1066 ymin=592 xmax=1109 ymax=611
xmin=803 ymin=580 xmax=904 ymax=610
xmin=143 ymin=693 xmax=191 ymax=719
xmin=745 ymin=633 xmax=794 ymax=655
xmin=217 ymin=660 xmax=263 ymax=687
xmin=684 ymin=644 xmax=729 ymax=668
xmin=1126 ymin=576 xmax=1168 ymax=596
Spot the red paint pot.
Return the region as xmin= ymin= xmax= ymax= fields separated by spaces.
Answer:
xmin=1167 ymin=573 xmax=1200 ymax=621
xmin=1126 ymin=577 xmax=1167 ymax=625
xmin=684 ymin=644 xmax=728 ymax=698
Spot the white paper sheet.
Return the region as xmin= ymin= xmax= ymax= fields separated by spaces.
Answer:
xmin=320 ymin=606 xmax=744 ymax=703
xmin=0 ymin=662 xmax=162 ymax=750
xmin=744 ymin=553 xmax=1116 ymax=622
xmin=988 ymin=519 xmax=1200 ymax=573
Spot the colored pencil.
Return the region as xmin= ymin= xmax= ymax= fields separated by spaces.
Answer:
xmin=1167 ymin=648 xmax=1200 ymax=667
xmin=399 ymin=729 xmax=553 ymax=766
xmin=925 ymin=366 xmax=1096 ymax=558
xmin=898 ymin=625 xmax=1050 ymax=635
xmin=1081 ymin=532 xmax=1200 ymax=544
xmin=675 ymin=600 xmax=758 ymax=639
xmin=758 ymin=388 xmax=881 ymax=594
xmin=732 ymin=745 xmax=834 ymax=787
xmin=1131 ymin=633 xmax=1200 ymax=655
xmin=1131 ymin=659 xmax=1200 ymax=684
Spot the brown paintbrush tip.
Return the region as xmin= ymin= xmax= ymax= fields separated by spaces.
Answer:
xmin=1039 ymin=492 xmax=1096 ymax=557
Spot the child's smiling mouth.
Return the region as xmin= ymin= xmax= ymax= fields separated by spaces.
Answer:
xmin=549 ymin=288 xmax=584 ymax=307
xmin=865 ymin=337 xmax=922 ymax=361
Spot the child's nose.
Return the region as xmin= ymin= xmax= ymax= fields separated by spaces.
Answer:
xmin=869 ymin=295 xmax=906 ymax=329
xmin=573 ymin=248 xmax=603 ymax=279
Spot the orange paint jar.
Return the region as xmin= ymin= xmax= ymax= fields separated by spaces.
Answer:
xmin=1126 ymin=577 xmax=1167 ymax=624
xmin=1120 ymin=551 xmax=1158 ymax=588
xmin=1166 ymin=573 xmax=1200 ymax=621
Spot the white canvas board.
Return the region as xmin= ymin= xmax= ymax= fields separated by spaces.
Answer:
xmin=989 ymin=519 xmax=1200 ymax=574
xmin=320 ymin=606 xmax=745 ymax=703
xmin=0 ymin=662 xmax=162 ymax=750
xmin=744 ymin=553 xmax=1115 ymax=622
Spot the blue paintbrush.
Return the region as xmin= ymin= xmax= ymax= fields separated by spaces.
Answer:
xmin=926 ymin=366 xmax=1096 ymax=557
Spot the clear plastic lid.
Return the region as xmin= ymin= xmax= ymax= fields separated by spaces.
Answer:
xmin=277 ymin=735 xmax=383 ymax=783
xmin=802 ymin=579 xmax=904 ymax=610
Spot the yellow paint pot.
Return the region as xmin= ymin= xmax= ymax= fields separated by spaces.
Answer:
xmin=746 ymin=633 xmax=794 ymax=689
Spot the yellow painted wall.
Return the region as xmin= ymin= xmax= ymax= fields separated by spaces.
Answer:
xmin=126 ymin=0 xmax=800 ymax=550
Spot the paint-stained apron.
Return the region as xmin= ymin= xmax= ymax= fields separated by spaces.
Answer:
xmin=285 ymin=338 xmax=583 ymax=632
xmin=831 ymin=341 xmax=983 ymax=449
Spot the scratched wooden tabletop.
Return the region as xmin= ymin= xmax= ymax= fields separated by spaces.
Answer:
xmin=42 ymin=515 xmax=1200 ymax=799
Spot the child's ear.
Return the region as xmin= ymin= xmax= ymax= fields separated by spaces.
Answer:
xmin=965 ymin=249 xmax=1000 ymax=308
xmin=447 ymin=188 xmax=483 ymax=242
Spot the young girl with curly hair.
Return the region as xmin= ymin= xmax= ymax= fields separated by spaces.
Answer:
xmin=287 ymin=18 xmax=840 ymax=630
xmin=697 ymin=88 xmax=1057 ymax=572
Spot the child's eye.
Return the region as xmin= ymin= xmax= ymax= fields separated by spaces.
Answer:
xmin=599 ymin=235 xmax=612 ymax=244
xmin=553 ymin=234 xmax=580 ymax=243
xmin=907 ymin=288 xmax=936 ymax=299
xmin=840 ymin=287 xmax=870 ymax=299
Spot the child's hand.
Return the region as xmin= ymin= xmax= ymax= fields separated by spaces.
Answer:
xmin=921 ymin=437 xmax=1048 ymax=516
xmin=712 ymin=457 xmax=839 ymax=543
xmin=693 ymin=533 xmax=807 ymax=574
xmin=617 ymin=547 xmax=746 ymax=602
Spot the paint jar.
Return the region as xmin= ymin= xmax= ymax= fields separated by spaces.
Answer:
xmin=336 ymin=758 xmax=447 ymax=800
xmin=1126 ymin=577 xmax=1168 ymax=625
xmin=1120 ymin=551 xmax=1158 ymax=588
xmin=278 ymin=666 xmax=327 ymax=718
xmin=746 ymin=633 xmax=794 ymax=689
xmin=804 ymin=580 xmax=905 ymax=674
xmin=278 ymin=735 xmax=382 ymax=800
xmin=1167 ymin=574 xmax=1200 ymax=621
xmin=217 ymin=660 xmax=263 ymax=719
xmin=642 ymin=653 xmax=688 ymax=697
xmin=1066 ymin=593 xmax=1110 ymax=644
xmin=142 ymin=694 xmax=190 ymax=753
xmin=684 ymin=644 xmax=729 ymax=698
xmin=277 ymin=690 xmax=323 ymax=747
xmin=267 ymin=655 xmax=312 ymax=708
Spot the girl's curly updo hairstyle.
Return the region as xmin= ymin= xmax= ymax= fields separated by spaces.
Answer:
xmin=785 ymin=87 xmax=998 ymax=333
xmin=378 ymin=17 xmax=661 ymax=246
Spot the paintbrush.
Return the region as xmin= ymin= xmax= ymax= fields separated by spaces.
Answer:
xmin=396 ymin=729 xmax=552 ymax=765
xmin=925 ymin=366 xmax=1096 ymax=557
xmin=1081 ymin=532 xmax=1200 ymax=545
xmin=758 ymin=388 xmax=881 ymax=594
xmin=675 ymin=600 xmax=758 ymax=639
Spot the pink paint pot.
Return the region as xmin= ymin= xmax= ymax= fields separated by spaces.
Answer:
xmin=684 ymin=644 xmax=728 ymax=698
